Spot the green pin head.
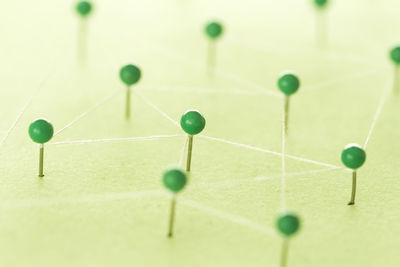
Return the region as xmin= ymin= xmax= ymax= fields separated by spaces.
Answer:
xmin=75 ymin=1 xmax=93 ymax=17
xmin=341 ymin=144 xmax=366 ymax=170
xmin=163 ymin=168 xmax=187 ymax=193
xmin=119 ymin=64 xmax=141 ymax=86
xmin=29 ymin=118 xmax=54 ymax=144
xmin=390 ymin=46 xmax=400 ymax=65
xmin=278 ymin=72 xmax=300 ymax=96
xmin=180 ymin=110 xmax=206 ymax=135
xmin=314 ymin=0 xmax=328 ymax=8
xmin=205 ymin=22 xmax=223 ymax=40
xmin=276 ymin=212 xmax=300 ymax=237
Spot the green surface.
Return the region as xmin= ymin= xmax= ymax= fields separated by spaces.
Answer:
xmin=0 ymin=0 xmax=400 ymax=267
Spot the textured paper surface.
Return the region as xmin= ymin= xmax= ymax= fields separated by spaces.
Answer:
xmin=0 ymin=0 xmax=399 ymax=266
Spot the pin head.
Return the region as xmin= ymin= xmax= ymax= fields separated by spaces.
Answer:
xmin=390 ymin=46 xmax=400 ymax=65
xmin=341 ymin=144 xmax=366 ymax=170
xmin=180 ymin=110 xmax=206 ymax=135
xmin=29 ymin=118 xmax=54 ymax=144
xmin=278 ymin=72 xmax=300 ymax=96
xmin=314 ymin=0 xmax=328 ymax=8
xmin=76 ymin=1 xmax=92 ymax=17
xmin=205 ymin=22 xmax=223 ymax=40
xmin=276 ymin=212 xmax=300 ymax=237
xmin=163 ymin=168 xmax=187 ymax=193
xmin=120 ymin=64 xmax=141 ymax=86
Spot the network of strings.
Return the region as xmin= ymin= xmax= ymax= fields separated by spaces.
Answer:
xmin=0 ymin=1 xmax=395 ymax=266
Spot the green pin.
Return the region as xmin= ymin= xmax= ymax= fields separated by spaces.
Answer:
xmin=76 ymin=1 xmax=92 ymax=16
xmin=314 ymin=0 xmax=328 ymax=7
xmin=313 ymin=0 xmax=329 ymax=48
xmin=390 ymin=46 xmax=400 ymax=94
xmin=341 ymin=144 xmax=366 ymax=205
xmin=278 ymin=72 xmax=300 ymax=134
xmin=276 ymin=212 xmax=301 ymax=267
xmin=180 ymin=110 xmax=206 ymax=172
xmin=75 ymin=1 xmax=93 ymax=61
xmin=28 ymin=118 xmax=54 ymax=177
xmin=162 ymin=168 xmax=187 ymax=238
xmin=204 ymin=21 xmax=223 ymax=71
xmin=119 ymin=64 xmax=141 ymax=119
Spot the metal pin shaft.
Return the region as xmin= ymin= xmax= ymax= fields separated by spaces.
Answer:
xmin=348 ymin=170 xmax=357 ymax=205
xmin=284 ymin=96 xmax=290 ymax=134
xmin=186 ymin=135 xmax=193 ymax=172
xmin=315 ymin=9 xmax=327 ymax=49
xmin=394 ymin=65 xmax=400 ymax=95
xmin=207 ymin=40 xmax=216 ymax=73
xmin=125 ymin=86 xmax=131 ymax=120
xmin=167 ymin=195 xmax=177 ymax=238
xmin=77 ymin=19 xmax=88 ymax=62
xmin=39 ymin=144 xmax=44 ymax=177
xmin=280 ymin=239 xmax=289 ymax=267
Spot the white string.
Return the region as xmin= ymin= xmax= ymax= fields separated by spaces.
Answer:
xmin=1 ymin=190 xmax=165 ymax=210
xmin=363 ymin=80 xmax=391 ymax=149
xmin=99 ymin=41 xmax=345 ymax=182
xmin=48 ymin=134 xmax=182 ymax=146
xmin=2 ymin=191 xmax=274 ymax=237
xmin=180 ymin=198 xmax=276 ymax=237
xmin=198 ymin=135 xmax=342 ymax=169
xmin=132 ymin=37 xmax=279 ymax=96
xmin=54 ymin=89 xmax=121 ymax=137
xmin=132 ymin=35 xmax=384 ymax=99
xmin=140 ymin=85 xmax=277 ymax=97
xmin=0 ymin=53 xmax=60 ymax=149
xmin=213 ymin=69 xmax=282 ymax=97
xmin=133 ymin=90 xmax=180 ymax=128
xmin=254 ymin=166 xmax=341 ymax=181
xmin=142 ymin=68 xmax=383 ymax=97
xmin=178 ymin=136 xmax=188 ymax=167
xmin=1 ymin=167 xmax=339 ymax=211
xmin=226 ymin=36 xmax=379 ymax=67
xmin=188 ymin=166 xmax=341 ymax=192
xmin=304 ymin=67 xmax=384 ymax=93
xmin=281 ymin=99 xmax=287 ymax=209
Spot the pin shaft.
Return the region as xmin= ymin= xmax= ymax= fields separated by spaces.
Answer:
xmin=125 ymin=86 xmax=131 ymax=120
xmin=207 ymin=40 xmax=216 ymax=72
xmin=39 ymin=144 xmax=44 ymax=177
xmin=186 ymin=135 xmax=193 ymax=172
xmin=348 ymin=170 xmax=357 ymax=205
xmin=394 ymin=65 xmax=400 ymax=95
xmin=77 ymin=19 xmax=88 ymax=61
xmin=315 ymin=9 xmax=327 ymax=49
xmin=280 ymin=239 xmax=289 ymax=267
xmin=284 ymin=96 xmax=290 ymax=134
xmin=167 ymin=195 xmax=177 ymax=238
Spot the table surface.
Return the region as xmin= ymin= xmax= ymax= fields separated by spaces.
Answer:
xmin=0 ymin=0 xmax=399 ymax=266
